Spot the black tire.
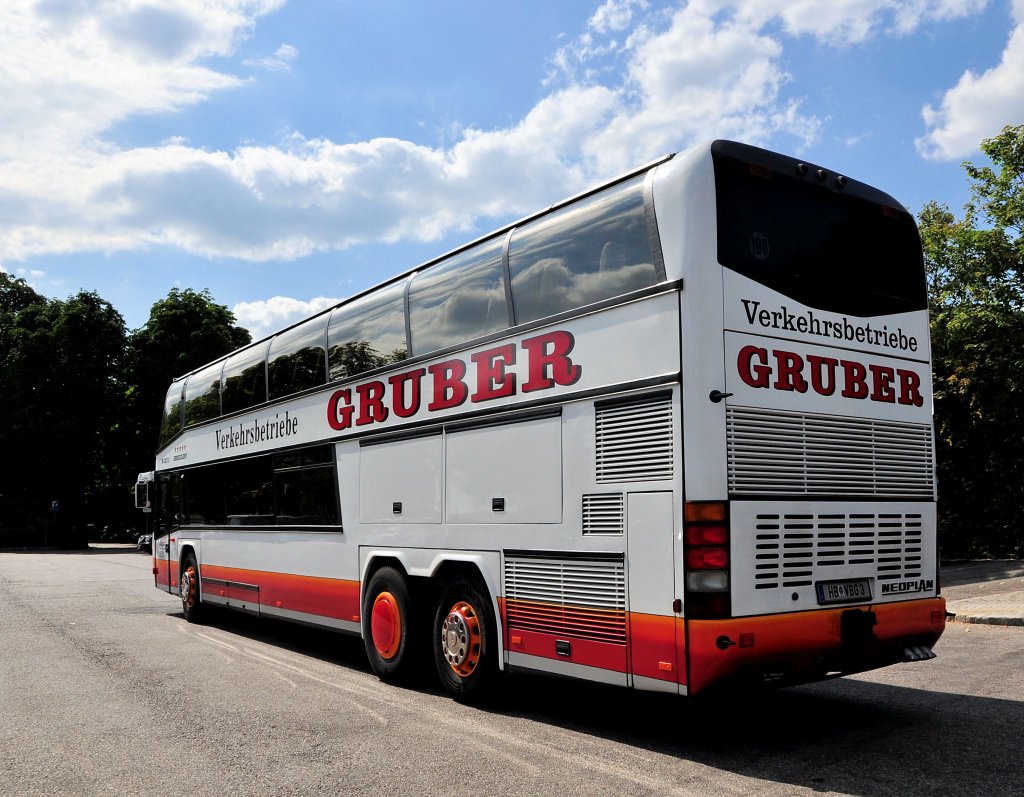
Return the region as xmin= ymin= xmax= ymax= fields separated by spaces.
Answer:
xmin=180 ymin=552 xmax=206 ymax=624
xmin=432 ymin=575 xmax=498 ymax=701
xmin=362 ymin=566 xmax=415 ymax=684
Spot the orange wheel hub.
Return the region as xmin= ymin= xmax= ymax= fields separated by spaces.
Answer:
xmin=370 ymin=592 xmax=402 ymax=660
xmin=181 ymin=565 xmax=197 ymax=609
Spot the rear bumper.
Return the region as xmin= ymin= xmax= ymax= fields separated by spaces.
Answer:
xmin=687 ymin=597 xmax=946 ymax=696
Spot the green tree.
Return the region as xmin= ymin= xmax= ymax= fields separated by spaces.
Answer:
xmin=127 ymin=288 xmax=251 ymax=469
xmin=920 ymin=124 xmax=1024 ymax=558
xmin=0 ymin=283 xmax=128 ymax=544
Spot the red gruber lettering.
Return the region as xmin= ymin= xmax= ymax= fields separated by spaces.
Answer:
xmin=840 ymin=360 xmax=868 ymax=399
xmin=427 ymin=359 xmax=469 ymax=411
xmin=737 ymin=345 xmax=926 ymax=407
xmin=521 ymin=330 xmax=582 ymax=392
xmin=325 ymin=330 xmax=585 ymax=431
xmin=356 ymin=380 xmax=389 ymax=425
xmin=737 ymin=345 xmax=770 ymax=388
xmin=806 ymin=354 xmax=838 ymax=396
xmin=869 ymin=364 xmax=896 ymax=403
xmin=471 ymin=344 xmax=516 ymax=402
xmin=772 ymin=350 xmax=808 ymax=392
xmin=389 ymin=368 xmax=425 ymax=418
xmin=897 ymin=369 xmax=924 ymax=407
xmin=327 ymin=388 xmax=354 ymax=431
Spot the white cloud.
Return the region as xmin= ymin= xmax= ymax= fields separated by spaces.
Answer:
xmin=917 ymin=5 xmax=1024 ymax=160
xmin=0 ymin=0 xmax=999 ymax=269
xmin=0 ymin=1 xmax=283 ymax=158
xmin=590 ymin=0 xmax=650 ymax=34
xmin=233 ymin=295 xmax=340 ymax=336
xmin=243 ymin=43 xmax=298 ymax=71
xmin=700 ymin=0 xmax=988 ymax=43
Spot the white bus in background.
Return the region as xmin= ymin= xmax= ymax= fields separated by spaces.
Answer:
xmin=138 ymin=140 xmax=945 ymax=700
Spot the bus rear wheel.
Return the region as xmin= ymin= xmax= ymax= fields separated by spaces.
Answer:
xmin=433 ymin=576 xmax=497 ymax=701
xmin=180 ymin=553 xmax=206 ymax=624
xmin=362 ymin=566 xmax=415 ymax=684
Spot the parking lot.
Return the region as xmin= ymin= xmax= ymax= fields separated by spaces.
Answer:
xmin=1 ymin=546 xmax=1022 ymax=796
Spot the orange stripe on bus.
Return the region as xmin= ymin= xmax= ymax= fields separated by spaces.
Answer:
xmin=200 ymin=564 xmax=361 ymax=623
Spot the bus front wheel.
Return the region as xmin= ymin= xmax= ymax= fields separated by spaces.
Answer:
xmin=362 ymin=566 xmax=415 ymax=684
xmin=433 ymin=576 xmax=497 ymax=700
xmin=180 ymin=553 xmax=206 ymax=624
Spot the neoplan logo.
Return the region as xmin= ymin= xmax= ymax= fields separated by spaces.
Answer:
xmin=880 ymin=579 xmax=934 ymax=595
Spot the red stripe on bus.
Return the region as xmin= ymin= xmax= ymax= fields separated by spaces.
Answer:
xmin=499 ymin=597 xmax=685 ymax=680
xmin=199 ymin=564 xmax=361 ymax=623
xmin=153 ymin=557 xmax=175 ymax=589
xmin=629 ymin=612 xmax=684 ymax=684
xmin=505 ymin=626 xmax=629 ymax=673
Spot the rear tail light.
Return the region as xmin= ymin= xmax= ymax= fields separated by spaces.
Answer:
xmin=684 ymin=500 xmax=731 ymax=619
xmin=686 ymin=547 xmax=729 ymax=570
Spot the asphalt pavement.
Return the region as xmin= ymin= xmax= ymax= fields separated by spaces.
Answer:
xmin=942 ymin=559 xmax=1024 ymax=627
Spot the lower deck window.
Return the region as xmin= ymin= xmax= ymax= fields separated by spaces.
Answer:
xmin=181 ymin=444 xmax=340 ymax=528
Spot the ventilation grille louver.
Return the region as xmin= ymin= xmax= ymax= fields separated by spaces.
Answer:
xmin=582 ymin=493 xmax=625 ymax=535
xmin=751 ymin=511 xmax=924 ymax=590
xmin=727 ymin=406 xmax=934 ymax=497
xmin=504 ymin=553 xmax=626 ymax=645
xmin=595 ymin=395 xmax=674 ymax=483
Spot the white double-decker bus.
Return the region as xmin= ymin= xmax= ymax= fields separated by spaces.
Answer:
xmin=138 ymin=140 xmax=945 ymax=699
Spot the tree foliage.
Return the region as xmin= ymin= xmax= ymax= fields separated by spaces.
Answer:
xmin=920 ymin=125 xmax=1024 ymax=558
xmin=126 ymin=288 xmax=251 ymax=476
xmin=0 ymin=278 xmax=128 ymax=545
xmin=0 ymin=283 xmax=248 ymax=546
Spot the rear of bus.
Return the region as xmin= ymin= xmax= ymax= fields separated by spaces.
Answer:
xmin=674 ymin=141 xmax=944 ymax=695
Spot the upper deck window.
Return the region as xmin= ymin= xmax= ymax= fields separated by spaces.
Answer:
xmin=508 ymin=176 xmax=658 ymax=324
xmin=183 ymin=364 xmax=222 ymax=427
xmin=158 ymin=381 xmax=184 ymax=448
xmin=408 ymin=239 xmax=508 ymax=356
xmin=328 ymin=283 xmax=408 ymax=381
xmin=267 ymin=315 xmax=328 ymax=399
xmin=714 ymin=147 xmax=926 ymax=316
xmin=221 ymin=343 xmax=269 ymax=415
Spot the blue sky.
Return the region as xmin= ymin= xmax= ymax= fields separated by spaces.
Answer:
xmin=2 ymin=0 xmax=1022 ymax=337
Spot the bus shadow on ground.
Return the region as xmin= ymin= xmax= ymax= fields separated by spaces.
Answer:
xmin=176 ymin=605 xmax=1022 ymax=796
xmin=492 ymin=672 xmax=1024 ymax=797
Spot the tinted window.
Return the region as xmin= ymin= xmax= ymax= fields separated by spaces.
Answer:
xmin=179 ymin=445 xmax=339 ymax=528
xmin=268 ymin=316 xmax=328 ymax=399
xmin=186 ymin=465 xmax=225 ymax=525
xmin=221 ymin=344 xmax=268 ymax=415
xmin=273 ymin=447 xmax=338 ymax=526
xmin=508 ymin=176 xmax=658 ymax=324
xmin=328 ymin=284 xmax=408 ymax=381
xmin=157 ymin=472 xmax=184 ymax=533
xmin=409 ymin=239 xmax=508 ymax=355
xmin=183 ymin=365 xmax=221 ymax=427
xmin=714 ymin=151 xmax=926 ymax=316
xmin=224 ymin=456 xmax=275 ymax=526
xmin=158 ymin=382 xmax=184 ymax=448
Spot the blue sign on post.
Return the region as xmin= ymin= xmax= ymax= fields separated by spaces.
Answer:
xmin=51 ymin=499 xmax=60 ymax=513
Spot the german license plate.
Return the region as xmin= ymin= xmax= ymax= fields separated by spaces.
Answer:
xmin=816 ymin=578 xmax=872 ymax=606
